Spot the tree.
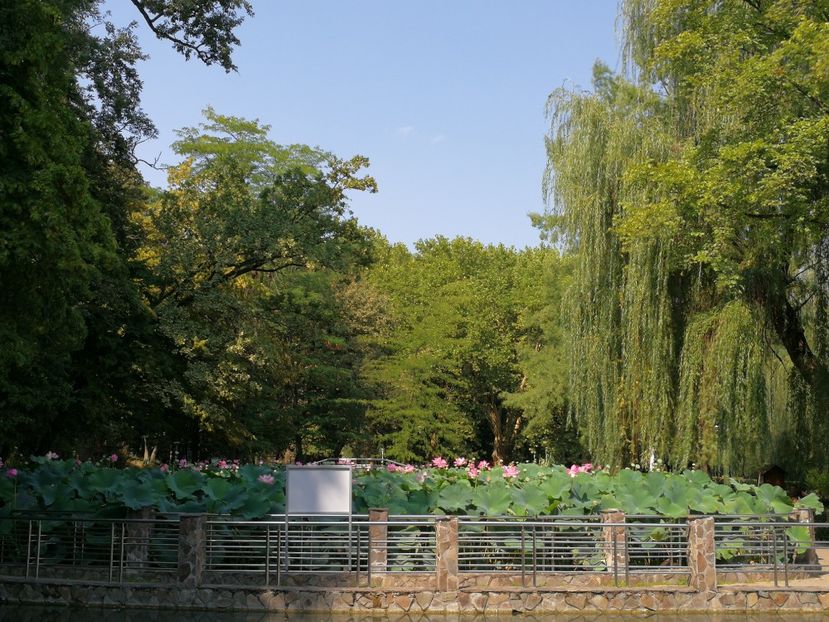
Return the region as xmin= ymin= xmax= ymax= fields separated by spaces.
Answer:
xmin=0 ymin=0 xmax=253 ymax=456
xmin=502 ymin=251 xmax=582 ymax=464
xmin=362 ymin=237 xmax=568 ymax=463
xmin=131 ymin=110 xmax=376 ymax=455
xmin=0 ymin=1 xmax=122 ymax=450
xmin=544 ymin=0 xmax=829 ymax=474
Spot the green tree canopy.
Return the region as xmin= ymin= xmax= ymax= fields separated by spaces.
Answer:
xmin=361 ymin=237 xmax=570 ymax=463
xmin=545 ymin=0 xmax=829 ymax=474
xmin=130 ymin=110 xmax=377 ymax=455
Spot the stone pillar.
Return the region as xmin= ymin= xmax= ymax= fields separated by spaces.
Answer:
xmin=600 ymin=509 xmax=627 ymax=574
xmin=687 ymin=516 xmax=716 ymax=592
xmin=435 ymin=517 xmax=458 ymax=591
xmin=369 ymin=508 xmax=388 ymax=575
xmin=178 ymin=514 xmax=206 ymax=588
xmin=790 ymin=508 xmax=819 ymax=567
xmin=125 ymin=508 xmax=155 ymax=571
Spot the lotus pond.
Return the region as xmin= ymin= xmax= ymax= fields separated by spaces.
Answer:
xmin=0 ymin=456 xmax=822 ymax=521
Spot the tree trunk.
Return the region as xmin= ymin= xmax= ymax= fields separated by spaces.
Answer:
xmin=758 ymin=270 xmax=821 ymax=386
xmin=294 ymin=435 xmax=304 ymax=464
xmin=489 ymin=403 xmax=507 ymax=464
xmin=489 ymin=401 xmax=522 ymax=465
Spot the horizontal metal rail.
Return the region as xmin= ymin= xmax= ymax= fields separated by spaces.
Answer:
xmin=714 ymin=519 xmax=829 ymax=587
xmin=204 ymin=516 xmax=437 ymax=585
xmin=457 ymin=519 xmax=688 ymax=585
xmin=0 ymin=516 xmax=179 ymax=584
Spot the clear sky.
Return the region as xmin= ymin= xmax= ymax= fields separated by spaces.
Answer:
xmin=108 ymin=1 xmax=620 ymax=249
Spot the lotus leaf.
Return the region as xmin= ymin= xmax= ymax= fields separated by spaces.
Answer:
xmin=120 ymin=479 xmax=161 ymax=510
xmin=86 ymin=469 xmax=122 ymax=496
xmin=539 ymin=473 xmax=571 ymax=500
xmin=754 ymin=483 xmax=793 ymax=514
xmin=437 ymin=481 xmax=472 ymax=512
xmin=165 ymin=470 xmax=205 ymax=499
xmin=472 ymin=483 xmax=513 ymax=516
xmin=510 ymin=485 xmax=549 ymax=516
xmin=213 ymin=486 xmax=247 ymax=514
xmin=785 ymin=526 xmax=811 ymax=554
xmin=795 ymin=493 xmax=824 ymax=513
xmin=204 ymin=478 xmax=233 ymax=501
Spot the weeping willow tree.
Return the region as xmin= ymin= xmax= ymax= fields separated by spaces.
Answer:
xmin=545 ymin=0 xmax=829 ymax=475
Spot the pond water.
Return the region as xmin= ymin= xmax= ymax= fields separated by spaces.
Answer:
xmin=0 ymin=607 xmax=827 ymax=622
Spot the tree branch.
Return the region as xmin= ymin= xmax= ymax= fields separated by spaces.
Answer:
xmin=129 ymin=1 xmax=209 ymax=63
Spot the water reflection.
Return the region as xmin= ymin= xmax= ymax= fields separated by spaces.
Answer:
xmin=0 ymin=607 xmax=826 ymax=622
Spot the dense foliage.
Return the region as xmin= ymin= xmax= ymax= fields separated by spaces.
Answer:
xmin=543 ymin=0 xmax=829 ymax=476
xmin=358 ymin=238 xmax=574 ymax=464
xmin=0 ymin=459 xmax=821 ymax=522
xmin=0 ymin=1 xmax=378 ymax=462
xmin=2 ymin=0 xmax=827 ymax=483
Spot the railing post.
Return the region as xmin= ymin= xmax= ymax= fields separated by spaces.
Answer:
xmin=125 ymin=508 xmax=155 ymax=573
xmin=178 ymin=514 xmax=206 ymax=588
xmin=790 ymin=507 xmax=819 ymax=567
xmin=35 ymin=520 xmax=41 ymax=579
xmin=600 ymin=509 xmax=627 ymax=582
xmin=687 ymin=516 xmax=716 ymax=592
xmin=435 ymin=516 xmax=458 ymax=591
xmin=369 ymin=508 xmax=388 ymax=581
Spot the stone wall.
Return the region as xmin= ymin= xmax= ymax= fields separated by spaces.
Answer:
xmin=2 ymin=579 xmax=829 ymax=614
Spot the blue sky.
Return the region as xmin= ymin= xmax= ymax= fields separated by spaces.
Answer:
xmin=109 ymin=1 xmax=620 ymax=248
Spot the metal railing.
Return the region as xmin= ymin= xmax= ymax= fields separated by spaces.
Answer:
xmin=715 ymin=519 xmax=829 ymax=587
xmin=626 ymin=519 xmax=688 ymax=573
xmin=204 ymin=514 xmax=436 ymax=586
xmin=0 ymin=514 xmax=179 ymax=584
xmin=384 ymin=519 xmax=437 ymax=572
xmin=457 ymin=516 xmax=687 ymax=586
xmin=0 ymin=512 xmax=825 ymax=590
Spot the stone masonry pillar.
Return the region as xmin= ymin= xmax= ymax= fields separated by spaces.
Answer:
xmin=178 ymin=514 xmax=207 ymax=588
xmin=790 ymin=507 xmax=819 ymax=567
xmin=687 ymin=516 xmax=716 ymax=592
xmin=369 ymin=508 xmax=388 ymax=576
xmin=125 ymin=508 xmax=155 ymax=571
xmin=435 ymin=516 xmax=458 ymax=591
xmin=600 ymin=509 xmax=627 ymax=575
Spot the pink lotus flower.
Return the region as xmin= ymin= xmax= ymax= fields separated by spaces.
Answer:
xmin=503 ymin=464 xmax=520 ymax=479
xmin=178 ymin=458 xmax=188 ymax=468
xmin=257 ymin=474 xmax=275 ymax=485
xmin=337 ymin=458 xmax=353 ymax=465
xmin=467 ymin=466 xmax=479 ymax=478
xmin=567 ymin=463 xmax=594 ymax=477
xmin=159 ymin=463 xmax=169 ymax=473
xmin=431 ymin=457 xmax=448 ymax=469
xmin=110 ymin=453 xmax=118 ymax=463
xmin=453 ymin=457 xmax=467 ymax=467
xmin=217 ymin=460 xmax=228 ymax=469
xmin=45 ymin=451 xmax=58 ymax=460
xmin=403 ymin=464 xmax=415 ymax=473
xmin=387 ymin=463 xmax=400 ymax=473
xmin=75 ymin=459 xmax=81 ymax=466
xmin=6 ymin=468 xmax=18 ymax=478
xmin=477 ymin=460 xmax=490 ymax=470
